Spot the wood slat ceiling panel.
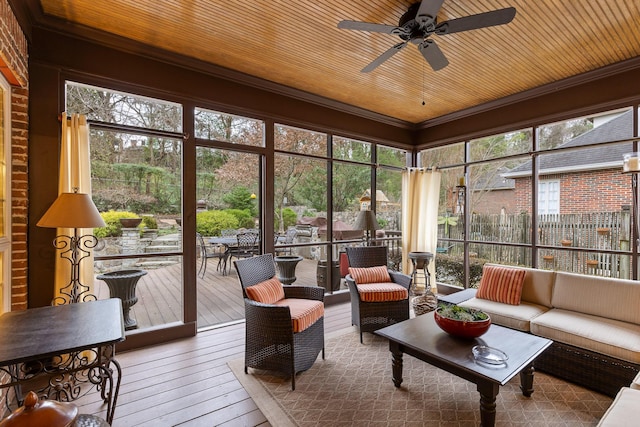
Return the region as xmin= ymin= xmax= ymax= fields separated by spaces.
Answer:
xmin=39 ymin=0 xmax=640 ymax=124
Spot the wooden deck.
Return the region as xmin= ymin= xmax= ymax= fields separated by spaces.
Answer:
xmin=75 ymin=301 xmax=353 ymax=426
xmin=94 ymin=258 xmax=342 ymax=330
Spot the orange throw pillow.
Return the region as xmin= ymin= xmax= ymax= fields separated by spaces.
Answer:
xmin=349 ymin=266 xmax=391 ymax=284
xmin=476 ymin=265 xmax=526 ymax=305
xmin=245 ymin=276 xmax=285 ymax=304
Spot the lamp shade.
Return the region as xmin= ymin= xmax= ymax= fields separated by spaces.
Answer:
xmin=623 ymin=152 xmax=640 ymax=173
xmin=354 ymin=210 xmax=379 ymax=232
xmin=37 ymin=192 xmax=106 ymax=229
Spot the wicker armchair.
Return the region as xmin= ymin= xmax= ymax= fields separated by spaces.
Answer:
xmin=345 ymin=246 xmax=411 ymax=343
xmin=234 ymin=253 xmax=325 ymax=390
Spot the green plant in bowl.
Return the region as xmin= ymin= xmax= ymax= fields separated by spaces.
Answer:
xmin=434 ymin=303 xmax=491 ymax=338
xmin=436 ymin=303 xmax=489 ymax=321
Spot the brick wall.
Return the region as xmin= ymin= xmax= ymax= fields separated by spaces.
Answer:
xmin=0 ymin=0 xmax=28 ymax=311
xmin=515 ymin=168 xmax=630 ymax=214
xmin=472 ymin=188 xmax=518 ymax=214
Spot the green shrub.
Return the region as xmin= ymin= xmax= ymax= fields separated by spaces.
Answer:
xmin=275 ymin=207 xmax=297 ymax=230
xmin=435 ymin=254 xmax=488 ymax=288
xmin=224 ymin=209 xmax=255 ymax=229
xmin=196 ymin=210 xmax=240 ymax=236
xmin=141 ymin=215 xmax=158 ymax=229
xmin=95 ymin=211 xmax=140 ymax=238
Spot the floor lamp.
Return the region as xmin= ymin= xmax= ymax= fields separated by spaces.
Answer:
xmin=37 ymin=190 xmax=106 ymax=305
xmin=354 ymin=210 xmax=379 ymax=245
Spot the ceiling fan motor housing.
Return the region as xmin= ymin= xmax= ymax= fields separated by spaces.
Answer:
xmin=398 ymin=2 xmax=437 ymax=43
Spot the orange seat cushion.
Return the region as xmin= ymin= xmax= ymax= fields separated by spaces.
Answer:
xmin=245 ymin=276 xmax=285 ymax=304
xmin=349 ymin=266 xmax=391 ymax=284
xmin=356 ymin=283 xmax=408 ymax=302
xmin=476 ymin=265 xmax=526 ymax=305
xmin=275 ymin=298 xmax=324 ymax=333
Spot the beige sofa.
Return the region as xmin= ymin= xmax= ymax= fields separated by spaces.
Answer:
xmin=457 ymin=264 xmax=640 ymax=397
xmin=598 ymin=372 xmax=640 ymax=426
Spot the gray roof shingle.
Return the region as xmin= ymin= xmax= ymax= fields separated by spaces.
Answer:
xmin=507 ymin=110 xmax=634 ymax=176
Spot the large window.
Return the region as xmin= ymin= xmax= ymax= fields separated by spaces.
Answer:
xmin=422 ymin=107 xmax=639 ymax=287
xmin=538 ymin=180 xmax=560 ymax=215
xmin=65 ymin=80 xmax=409 ymax=337
xmin=66 ymin=82 xmax=184 ymax=332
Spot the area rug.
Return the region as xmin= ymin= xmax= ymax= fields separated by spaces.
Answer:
xmin=228 ymin=327 xmax=613 ymax=426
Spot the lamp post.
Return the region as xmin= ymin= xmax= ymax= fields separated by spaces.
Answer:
xmin=37 ymin=189 xmax=106 ymax=305
xmin=623 ymin=153 xmax=640 ymax=244
xmin=623 ymin=152 xmax=640 ymax=279
xmin=354 ymin=210 xmax=379 ymax=245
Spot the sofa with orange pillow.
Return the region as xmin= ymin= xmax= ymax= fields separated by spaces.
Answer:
xmin=458 ymin=263 xmax=640 ymax=397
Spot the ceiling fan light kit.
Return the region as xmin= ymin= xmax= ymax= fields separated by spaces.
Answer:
xmin=338 ymin=0 xmax=516 ymax=73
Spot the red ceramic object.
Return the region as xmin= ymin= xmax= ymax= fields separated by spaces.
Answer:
xmin=434 ymin=308 xmax=491 ymax=339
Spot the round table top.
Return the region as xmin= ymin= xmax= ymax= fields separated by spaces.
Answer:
xmin=408 ymin=251 xmax=433 ymax=260
xmin=274 ymin=255 xmax=303 ymax=262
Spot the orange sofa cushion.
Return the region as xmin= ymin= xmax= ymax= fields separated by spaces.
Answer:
xmin=356 ymin=283 xmax=408 ymax=302
xmin=476 ymin=264 xmax=526 ymax=305
xmin=349 ymin=266 xmax=391 ymax=284
xmin=245 ymin=276 xmax=285 ymax=304
xmin=275 ymin=298 xmax=324 ymax=332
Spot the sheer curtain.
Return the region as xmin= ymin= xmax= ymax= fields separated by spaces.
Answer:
xmin=401 ymin=167 xmax=441 ymax=292
xmin=54 ymin=113 xmax=95 ymax=301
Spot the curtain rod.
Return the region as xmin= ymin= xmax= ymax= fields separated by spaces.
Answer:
xmin=407 ymin=166 xmax=437 ymax=172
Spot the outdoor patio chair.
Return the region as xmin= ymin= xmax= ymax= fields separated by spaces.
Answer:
xmin=345 ymin=246 xmax=411 ymax=343
xmin=220 ymin=229 xmax=238 ymax=239
xmin=229 ymin=231 xmax=259 ymax=266
xmin=197 ymin=232 xmax=229 ymax=277
xmin=234 ymin=253 xmax=325 ymax=390
xmin=275 ymin=227 xmax=297 ymax=256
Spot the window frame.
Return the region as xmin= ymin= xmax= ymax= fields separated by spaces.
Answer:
xmin=538 ymin=180 xmax=560 ymax=215
xmin=0 ymin=74 xmax=11 ymax=313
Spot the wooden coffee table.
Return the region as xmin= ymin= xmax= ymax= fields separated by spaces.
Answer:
xmin=376 ymin=312 xmax=552 ymax=427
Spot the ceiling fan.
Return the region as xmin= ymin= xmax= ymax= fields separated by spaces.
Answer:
xmin=337 ymin=0 xmax=516 ymax=72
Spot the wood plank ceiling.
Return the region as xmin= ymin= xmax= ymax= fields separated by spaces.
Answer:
xmin=37 ymin=0 xmax=640 ymax=124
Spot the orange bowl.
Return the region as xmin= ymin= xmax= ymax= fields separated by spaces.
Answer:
xmin=434 ymin=307 xmax=491 ymax=339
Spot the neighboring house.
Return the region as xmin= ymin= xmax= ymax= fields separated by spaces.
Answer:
xmin=468 ymin=168 xmax=516 ymax=215
xmin=503 ymin=110 xmax=634 ymax=214
xmin=359 ymin=189 xmax=399 ymax=212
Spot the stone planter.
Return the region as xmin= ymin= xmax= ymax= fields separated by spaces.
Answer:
xmin=119 ymin=218 xmax=142 ymax=228
xmin=274 ymin=255 xmax=303 ymax=285
xmin=97 ymin=269 xmax=147 ymax=330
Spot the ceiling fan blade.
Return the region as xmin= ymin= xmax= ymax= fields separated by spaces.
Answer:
xmin=338 ymin=20 xmax=403 ymax=35
xmin=415 ymin=0 xmax=445 ymax=27
xmin=362 ymin=42 xmax=408 ymax=73
xmin=436 ymin=7 xmax=516 ymax=35
xmin=418 ymin=39 xmax=449 ymax=71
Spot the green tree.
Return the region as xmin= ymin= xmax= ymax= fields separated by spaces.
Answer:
xmin=222 ymin=186 xmax=257 ymax=217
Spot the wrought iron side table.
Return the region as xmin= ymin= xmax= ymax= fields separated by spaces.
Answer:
xmin=408 ymin=251 xmax=437 ymax=315
xmin=0 ymin=299 xmax=125 ymax=424
xmin=408 ymin=251 xmax=434 ymax=295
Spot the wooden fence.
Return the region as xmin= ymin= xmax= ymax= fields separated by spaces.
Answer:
xmin=438 ymin=208 xmax=634 ymax=279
